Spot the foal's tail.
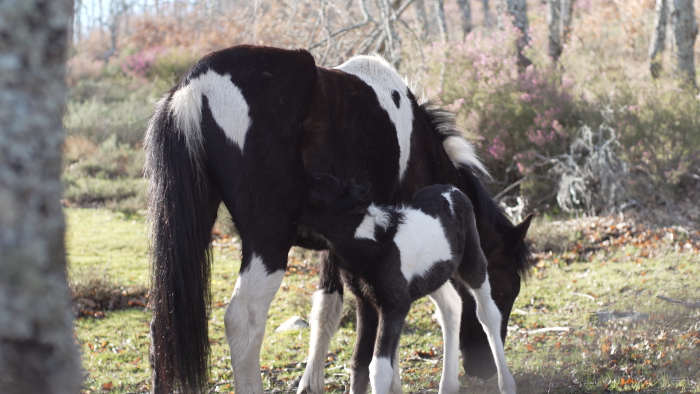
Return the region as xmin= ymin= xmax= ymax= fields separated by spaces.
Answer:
xmin=145 ymin=90 xmax=219 ymax=394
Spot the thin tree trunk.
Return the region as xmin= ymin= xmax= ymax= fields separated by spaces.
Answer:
xmin=670 ymin=0 xmax=698 ymax=86
xmin=482 ymin=0 xmax=492 ymax=27
xmin=435 ymin=0 xmax=448 ymax=42
xmin=0 ymin=1 xmax=82 ymax=394
xmin=547 ymin=0 xmax=562 ymax=61
xmin=496 ymin=0 xmax=531 ymax=67
xmin=561 ymin=0 xmax=573 ymax=43
xmin=414 ymin=0 xmax=431 ymax=40
xmin=457 ymin=0 xmax=473 ymax=36
xmin=649 ymin=0 xmax=668 ymax=78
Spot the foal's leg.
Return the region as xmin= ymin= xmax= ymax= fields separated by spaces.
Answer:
xmin=429 ymin=282 xmax=463 ymax=394
xmin=349 ymin=295 xmax=379 ymax=394
xmin=468 ymin=275 xmax=516 ymax=394
xmin=298 ymin=253 xmax=344 ymax=394
xmin=369 ymin=305 xmax=410 ymax=394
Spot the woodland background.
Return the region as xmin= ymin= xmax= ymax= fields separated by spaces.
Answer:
xmin=59 ymin=0 xmax=700 ymax=393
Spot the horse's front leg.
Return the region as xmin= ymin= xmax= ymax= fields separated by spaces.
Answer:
xmin=298 ymin=252 xmax=344 ymax=394
xmin=468 ymin=274 xmax=516 ymax=394
xmin=225 ymin=248 xmax=286 ymax=394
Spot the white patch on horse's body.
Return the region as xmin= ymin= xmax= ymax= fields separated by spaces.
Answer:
xmin=442 ymin=135 xmax=490 ymax=178
xmin=441 ymin=190 xmax=456 ymax=217
xmin=335 ymin=56 xmax=414 ymax=181
xmin=225 ymin=253 xmax=284 ymax=394
xmin=429 ymin=283 xmax=463 ymax=394
xmin=170 ymin=69 xmax=251 ymax=155
xmin=369 ymin=357 xmax=394 ymax=394
xmin=469 ymin=276 xmax=517 ymax=394
xmin=354 ymin=204 xmax=391 ymax=241
xmin=394 ymin=208 xmax=452 ymax=282
xmin=298 ymin=290 xmax=344 ymax=394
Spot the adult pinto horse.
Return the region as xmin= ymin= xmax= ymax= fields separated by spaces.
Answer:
xmin=145 ymin=45 xmax=533 ymax=394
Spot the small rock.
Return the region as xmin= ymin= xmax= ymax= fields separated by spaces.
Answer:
xmin=77 ymin=297 xmax=96 ymax=308
xmin=275 ymin=316 xmax=309 ymax=332
xmin=591 ymin=310 xmax=649 ymax=324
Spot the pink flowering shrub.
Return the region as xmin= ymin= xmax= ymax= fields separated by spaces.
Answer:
xmin=121 ymin=47 xmax=165 ymax=78
xmin=424 ymin=28 xmax=578 ymax=179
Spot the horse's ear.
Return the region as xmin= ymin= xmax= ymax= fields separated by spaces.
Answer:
xmin=510 ymin=213 xmax=533 ymax=245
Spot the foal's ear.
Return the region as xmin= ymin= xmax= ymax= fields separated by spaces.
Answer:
xmin=510 ymin=213 xmax=533 ymax=245
xmin=347 ymin=199 xmax=372 ymax=215
xmin=355 ymin=182 xmax=372 ymax=198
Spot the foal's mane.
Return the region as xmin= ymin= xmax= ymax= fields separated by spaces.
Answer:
xmin=419 ymin=101 xmax=534 ymax=276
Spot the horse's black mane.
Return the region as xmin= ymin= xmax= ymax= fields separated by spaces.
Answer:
xmin=419 ymin=100 xmax=534 ymax=276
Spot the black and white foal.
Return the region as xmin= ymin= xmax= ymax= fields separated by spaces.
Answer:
xmin=300 ymin=174 xmax=516 ymax=394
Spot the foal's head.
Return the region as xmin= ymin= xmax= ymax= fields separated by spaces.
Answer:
xmin=301 ymin=174 xmax=373 ymax=235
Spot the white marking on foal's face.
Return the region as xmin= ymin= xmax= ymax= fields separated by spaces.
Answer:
xmin=170 ymin=69 xmax=251 ymax=154
xmin=394 ymin=208 xmax=452 ymax=282
xmin=335 ymin=56 xmax=414 ymax=181
xmin=354 ymin=204 xmax=390 ymax=241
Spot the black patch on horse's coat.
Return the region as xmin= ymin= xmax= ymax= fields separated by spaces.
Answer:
xmin=391 ymin=90 xmax=400 ymax=108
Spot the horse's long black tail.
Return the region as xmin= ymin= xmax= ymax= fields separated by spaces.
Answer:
xmin=145 ymin=93 xmax=219 ymax=394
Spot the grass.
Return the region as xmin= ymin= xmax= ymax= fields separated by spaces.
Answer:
xmin=68 ymin=208 xmax=700 ymax=393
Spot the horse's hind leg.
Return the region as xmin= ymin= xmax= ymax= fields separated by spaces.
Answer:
xmin=298 ymin=253 xmax=344 ymax=394
xmin=429 ymin=282 xmax=462 ymax=394
xmin=224 ymin=242 xmax=289 ymax=394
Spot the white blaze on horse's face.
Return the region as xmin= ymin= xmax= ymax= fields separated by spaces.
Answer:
xmin=170 ymin=69 xmax=251 ymax=155
xmin=335 ymin=56 xmax=414 ymax=181
xmin=393 ymin=208 xmax=453 ymax=282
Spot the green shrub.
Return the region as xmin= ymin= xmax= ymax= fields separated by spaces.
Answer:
xmin=147 ymin=48 xmax=201 ymax=82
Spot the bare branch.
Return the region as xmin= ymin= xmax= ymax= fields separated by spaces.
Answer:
xmin=657 ymin=295 xmax=700 ymax=309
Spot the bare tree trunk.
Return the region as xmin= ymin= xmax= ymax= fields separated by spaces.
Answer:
xmin=414 ymin=0 xmax=431 ymax=39
xmin=670 ymin=0 xmax=698 ymax=86
xmin=0 ymin=1 xmax=82 ymax=394
xmin=496 ymin=0 xmax=531 ymax=67
xmin=435 ymin=0 xmax=448 ymax=42
xmin=649 ymin=0 xmax=668 ymax=78
xmin=457 ymin=0 xmax=473 ymax=36
xmin=482 ymin=0 xmax=492 ymax=27
xmin=547 ymin=0 xmax=562 ymax=61
xmin=561 ymin=0 xmax=573 ymax=43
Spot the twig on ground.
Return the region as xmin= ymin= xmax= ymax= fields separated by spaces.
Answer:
xmin=656 ymin=295 xmax=700 ymax=309
xmin=572 ymin=292 xmax=596 ymax=301
xmin=526 ymin=327 xmax=570 ymax=334
xmin=208 ymin=380 xmax=235 ymax=394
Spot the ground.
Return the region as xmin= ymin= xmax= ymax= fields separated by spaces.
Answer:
xmin=67 ymin=208 xmax=700 ymax=394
